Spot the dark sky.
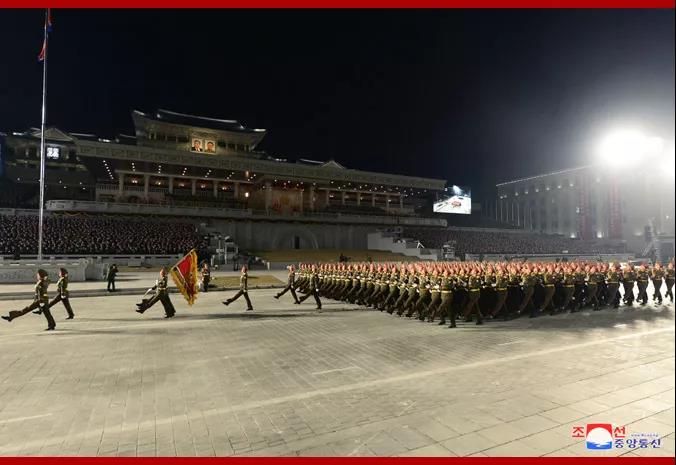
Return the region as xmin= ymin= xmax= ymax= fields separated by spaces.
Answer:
xmin=0 ymin=9 xmax=673 ymax=199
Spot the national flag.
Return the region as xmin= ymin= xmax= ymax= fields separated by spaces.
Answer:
xmin=38 ymin=9 xmax=53 ymax=62
xmin=170 ymin=249 xmax=200 ymax=306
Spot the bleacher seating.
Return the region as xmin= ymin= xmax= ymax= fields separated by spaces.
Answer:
xmin=402 ymin=227 xmax=626 ymax=255
xmin=0 ymin=213 xmax=208 ymax=256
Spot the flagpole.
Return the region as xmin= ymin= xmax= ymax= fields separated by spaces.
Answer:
xmin=37 ymin=8 xmax=49 ymax=263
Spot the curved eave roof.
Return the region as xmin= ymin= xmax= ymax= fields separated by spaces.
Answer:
xmin=134 ymin=109 xmax=266 ymax=135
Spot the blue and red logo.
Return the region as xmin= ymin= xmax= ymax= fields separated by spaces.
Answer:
xmin=585 ymin=423 xmax=614 ymax=450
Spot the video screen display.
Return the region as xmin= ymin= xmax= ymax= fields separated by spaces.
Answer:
xmin=433 ymin=185 xmax=471 ymax=214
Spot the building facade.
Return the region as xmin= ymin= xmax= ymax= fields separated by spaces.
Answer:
xmin=496 ymin=165 xmax=675 ymax=255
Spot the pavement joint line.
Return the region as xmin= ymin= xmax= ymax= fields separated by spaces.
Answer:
xmin=0 ymin=324 xmax=671 ymax=454
xmin=0 ymin=413 xmax=53 ymax=425
xmin=311 ymin=366 xmax=361 ymax=376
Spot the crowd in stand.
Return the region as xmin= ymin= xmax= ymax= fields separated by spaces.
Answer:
xmin=0 ymin=214 xmax=208 ymax=256
xmin=401 ymin=227 xmax=626 ymax=255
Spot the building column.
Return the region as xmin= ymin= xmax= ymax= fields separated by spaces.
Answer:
xmin=385 ymin=195 xmax=390 ymax=213
xmin=191 ymin=179 xmax=196 ymax=196
xmin=371 ymin=193 xmax=376 ymax=207
xmin=143 ymin=174 xmax=149 ymax=200
xmin=299 ymin=189 xmax=304 ymax=213
xmin=309 ymin=185 xmax=315 ymax=211
xmin=399 ymin=194 xmax=403 ymax=212
xmin=233 ymin=182 xmax=239 ymax=199
xmin=356 ymin=191 xmax=361 ymax=206
xmin=168 ymin=176 xmax=174 ymax=194
xmin=341 ymin=191 xmax=346 ymax=205
xmin=325 ymin=189 xmax=330 ymax=207
xmin=118 ymin=172 xmax=125 ymax=198
xmin=213 ymin=181 xmax=218 ymax=198
xmin=265 ymin=181 xmax=272 ymax=212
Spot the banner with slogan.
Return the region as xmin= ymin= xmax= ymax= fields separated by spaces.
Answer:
xmin=170 ymin=249 xmax=200 ymax=306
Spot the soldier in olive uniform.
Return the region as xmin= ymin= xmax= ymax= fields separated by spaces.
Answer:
xmin=518 ymin=268 xmax=537 ymax=317
xmin=2 ymin=269 xmax=56 ymax=330
xmin=560 ymin=267 xmax=576 ymax=312
xmin=435 ymin=270 xmax=456 ymax=328
xmin=223 ymin=266 xmax=254 ymax=311
xmin=425 ymin=269 xmax=442 ymax=322
xmin=606 ymin=264 xmax=621 ymax=308
xmin=622 ymin=265 xmax=636 ymax=305
xmin=462 ymin=270 xmax=484 ymax=325
xmin=539 ymin=265 xmax=557 ymax=314
xmin=586 ymin=266 xmax=601 ymax=310
xmin=665 ymin=262 xmax=675 ymax=303
xmin=136 ymin=267 xmax=176 ymax=318
xmin=490 ymin=267 xmax=509 ymax=319
xmin=651 ymin=263 xmax=664 ymax=304
xmin=43 ymin=267 xmax=75 ymax=319
xmin=572 ymin=265 xmax=587 ymax=311
xmin=298 ymin=265 xmax=322 ymax=311
xmin=275 ymin=264 xmax=300 ymax=304
xmin=636 ymin=265 xmax=650 ymax=305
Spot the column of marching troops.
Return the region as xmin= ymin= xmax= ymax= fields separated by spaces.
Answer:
xmin=286 ymin=260 xmax=675 ymax=327
xmin=3 ymin=260 xmax=675 ymax=331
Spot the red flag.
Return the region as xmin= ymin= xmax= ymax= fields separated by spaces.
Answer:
xmin=170 ymin=249 xmax=200 ymax=306
xmin=38 ymin=9 xmax=53 ymax=62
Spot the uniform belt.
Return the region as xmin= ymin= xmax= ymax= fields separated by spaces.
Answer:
xmin=441 ymin=290 xmax=452 ymax=294
xmin=497 ymin=288 xmax=507 ymax=291
xmin=545 ymin=284 xmax=555 ymax=287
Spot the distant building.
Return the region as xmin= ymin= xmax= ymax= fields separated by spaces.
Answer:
xmin=495 ymin=165 xmax=675 ymax=256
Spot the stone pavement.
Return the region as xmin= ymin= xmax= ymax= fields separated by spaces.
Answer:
xmin=0 ymin=287 xmax=673 ymax=457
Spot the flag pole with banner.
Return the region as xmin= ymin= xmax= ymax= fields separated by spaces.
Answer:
xmin=170 ymin=249 xmax=200 ymax=306
xmin=37 ymin=8 xmax=53 ymax=262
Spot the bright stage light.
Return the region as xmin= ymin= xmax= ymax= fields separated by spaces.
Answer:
xmin=598 ymin=129 xmax=648 ymax=167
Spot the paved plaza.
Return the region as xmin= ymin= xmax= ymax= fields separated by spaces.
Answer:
xmin=0 ymin=281 xmax=674 ymax=457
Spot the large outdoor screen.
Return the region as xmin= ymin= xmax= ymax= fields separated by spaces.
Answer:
xmin=433 ymin=185 xmax=472 ymax=214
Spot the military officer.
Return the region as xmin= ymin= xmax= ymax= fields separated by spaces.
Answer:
xmin=462 ymin=270 xmax=484 ymax=325
xmin=42 ymin=267 xmax=75 ymax=319
xmin=275 ymin=264 xmax=300 ymax=304
xmin=622 ymin=264 xmax=636 ymax=305
xmin=2 ymin=268 xmax=56 ymax=330
xmin=606 ymin=263 xmax=621 ymax=308
xmin=136 ymin=267 xmax=176 ymax=318
xmin=200 ymin=262 xmax=211 ymax=292
xmin=298 ymin=265 xmax=322 ymax=311
xmin=222 ymin=266 xmax=254 ymax=311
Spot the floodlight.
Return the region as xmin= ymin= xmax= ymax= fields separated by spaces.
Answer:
xmin=598 ymin=129 xmax=647 ymax=167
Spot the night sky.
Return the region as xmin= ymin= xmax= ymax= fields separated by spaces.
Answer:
xmin=0 ymin=9 xmax=673 ymax=199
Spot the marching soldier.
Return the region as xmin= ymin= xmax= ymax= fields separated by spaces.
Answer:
xmin=425 ymin=269 xmax=442 ymax=322
xmin=636 ymin=265 xmax=650 ymax=305
xmin=462 ymin=270 xmax=484 ymax=325
xmin=223 ymin=266 xmax=254 ymax=311
xmin=435 ymin=270 xmax=456 ymax=328
xmin=622 ymin=264 xmax=636 ymax=305
xmin=665 ymin=262 xmax=675 ymax=303
xmin=136 ymin=267 xmax=176 ymax=318
xmin=606 ymin=263 xmax=621 ymax=308
xmin=586 ymin=266 xmax=601 ymax=310
xmin=490 ymin=267 xmax=509 ymax=319
xmin=298 ymin=265 xmax=322 ymax=311
xmin=2 ymin=269 xmax=56 ymax=330
xmin=518 ymin=268 xmax=537 ymax=317
xmin=539 ymin=265 xmax=557 ymax=315
xmin=275 ymin=265 xmax=300 ymax=304
xmin=560 ymin=266 xmax=576 ymax=312
xmin=651 ymin=263 xmax=664 ymax=304
xmin=42 ymin=267 xmax=75 ymax=319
